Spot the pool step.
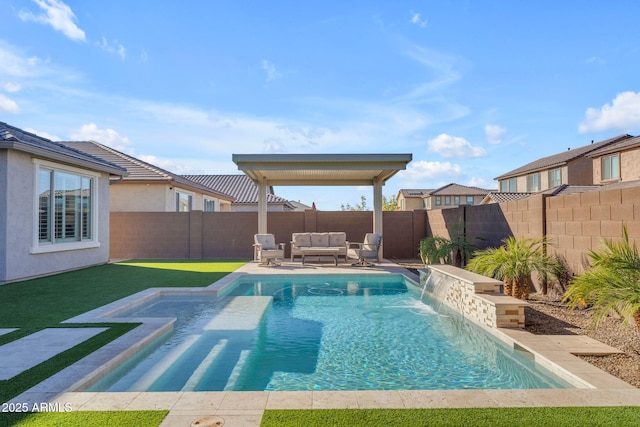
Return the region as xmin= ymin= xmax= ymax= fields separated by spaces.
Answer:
xmin=129 ymin=334 xmax=201 ymax=391
xmin=181 ymin=339 xmax=229 ymax=391
xmin=204 ymin=296 xmax=272 ymax=330
xmin=224 ymin=349 xmax=251 ymax=391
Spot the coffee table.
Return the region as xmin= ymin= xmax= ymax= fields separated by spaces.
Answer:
xmin=300 ymin=247 xmax=340 ymax=266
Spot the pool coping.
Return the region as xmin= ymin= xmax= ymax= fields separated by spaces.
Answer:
xmin=7 ymin=260 xmax=639 ymax=426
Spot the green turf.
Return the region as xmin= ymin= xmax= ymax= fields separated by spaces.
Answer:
xmin=0 ymin=410 xmax=168 ymax=427
xmin=0 ymin=260 xmax=247 ymax=402
xmin=261 ymin=407 xmax=640 ymax=427
xmin=0 ymin=260 xmax=247 ymax=328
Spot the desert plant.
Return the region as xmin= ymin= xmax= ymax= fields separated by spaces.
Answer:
xmin=419 ymin=223 xmax=477 ymax=267
xmin=564 ymin=228 xmax=640 ymax=330
xmin=466 ymin=236 xmax=560 ymax=299
xmin=419 ymin=236 xmax=453 ymax=264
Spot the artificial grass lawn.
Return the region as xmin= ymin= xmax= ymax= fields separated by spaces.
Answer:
xmin=0 ymin=410 xmax=168 ymax=426
xmin=0 ymin=260 xmax=247 ymax=402
xmin=262 ymin=407 xmax=640 ymax=427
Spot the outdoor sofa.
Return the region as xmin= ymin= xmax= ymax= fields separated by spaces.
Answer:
xmin=290 ymin=232 xmax=349 ymax=262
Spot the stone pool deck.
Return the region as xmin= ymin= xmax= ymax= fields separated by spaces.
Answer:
xmin=5 ymin=259 xmax=640 ymax=427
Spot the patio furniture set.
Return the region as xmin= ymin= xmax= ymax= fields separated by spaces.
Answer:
xmin=253 ymin=232 xmax=382 ymax=267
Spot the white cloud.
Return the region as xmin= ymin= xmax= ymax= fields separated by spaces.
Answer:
xmin=261 ymin=60 xmax=282 ymax=83
xmin=467 ymin=176 xmax=494 ymax=189
xmin=0 ymin=94 xmax=20 ymax=113
xmin=19 ymin=0 xmax=86 ymax=42
xmin=97 ymin=37 xmax=126 ymax=60
xmin=1 ymin=82 xmax=22 ymax=92
xmin=485 ymin=124 xmax=505 ymax=145
xmin=427 ymin=133 xmax=487 ymax=159
xmin=399 ymin=160 xmax=464 ymax=182
xmin=70 ymin=123 xmax=131 ymax=151
xmin=394 ymin=43 xmax=464 ymax=103
xmin=410 ymin=12 xmax=427 ymax=28
xmin=579 ymin=91 xmax=640 ymax=133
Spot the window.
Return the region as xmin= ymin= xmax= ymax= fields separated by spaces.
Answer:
xmin=466 ymin=196 xmax=474 ymax=205
xmin=423 ymin=198 xmax=430 ymax=209
xmin=400 ymin=199 xmax=405 ymax=210
xmin=435 ymin=196 xmax=441 ymax=206
xmin=454 ymin=196 xmax=460 ymax=205
xmin=602 ymin=154 xmax=620 ymax=180
xmin=444 ymin=196 xmax=451 ymax=205
xmin=176 ymin=191 xmax=193 ymax=212
xmin=37 ymin=165 xmax=94 ymax=246
xmin=204 ymin=198 xmax=216 ymax=212
xmin=549 ymin=168 xmax=562 ymax=188
xmin=500 ymin=178 xmax=516 ymax=192
xmin=526 ymin=173 xmax=540 ymax=192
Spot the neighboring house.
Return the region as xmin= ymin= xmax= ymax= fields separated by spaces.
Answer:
xmin=62 ymin=141 xmax=234 ymax=212
xmin=396 ymin=189 xmax=432 ymax=210
xmin=183 ymin=174 xmax=295 ymax=212
xmin=422 ymin=183 xmax=492 ymax=210
xmin=494 ymin=134 xmax=634 ymax=192
xmin=586 ymin=135 xmax=640 ymax=185
xmin=288 ymin=200 xmax=313 ymax=211
xmin=0 ymin=122 xmax=126 ymax=284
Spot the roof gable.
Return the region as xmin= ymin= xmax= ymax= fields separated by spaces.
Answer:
xmin=62 ymin=141 xmax=234 ymax=201
xmin=428 ymin=183 xmax=493 ymax=196
xmin=495 ymin=134 xmax=634 ymax=180
xmin=0 ymin=121 xmax=125 ymax=175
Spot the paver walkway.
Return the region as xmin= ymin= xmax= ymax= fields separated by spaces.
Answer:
xmin=0 ymin=328 xmax=107 ymax=380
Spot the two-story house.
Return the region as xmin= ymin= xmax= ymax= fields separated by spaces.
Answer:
xmin=397 ymin=184 xmax=492 ymax=210
xmin=586 ymin=135 xmax=640 ymax=185
xmin=494 ymin=134 xmax=634 ymax=193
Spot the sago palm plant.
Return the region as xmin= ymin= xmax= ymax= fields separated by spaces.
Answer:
xmin=466 ymin=236 xmax=559 ymax=299
xmin=564 ymin=228 xmax=640 ymax=330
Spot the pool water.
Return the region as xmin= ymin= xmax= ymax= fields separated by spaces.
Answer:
xmin=89 ymin=274 xmax=573 ymax=392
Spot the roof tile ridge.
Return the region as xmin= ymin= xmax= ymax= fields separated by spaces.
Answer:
xmin=87 ymin=140 xmax=174 ymax=180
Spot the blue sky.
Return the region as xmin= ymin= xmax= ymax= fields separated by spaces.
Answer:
xmin=2 ymin=1 xmax=640 ymax=209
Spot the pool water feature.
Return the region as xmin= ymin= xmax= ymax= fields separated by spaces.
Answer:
xmin=89 ymin=274 xmax=573 ymax=392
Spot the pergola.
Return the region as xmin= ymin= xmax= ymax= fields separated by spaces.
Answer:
xmin=232 ymin=153 xmax=412 ymax=235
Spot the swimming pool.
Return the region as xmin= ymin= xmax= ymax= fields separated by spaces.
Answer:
xmin=89 ymin=274 xmax=573 ymax=392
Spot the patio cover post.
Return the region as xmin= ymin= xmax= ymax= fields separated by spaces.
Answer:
xmin=258 ymin=181 xmax=267 ymax=234
xmin=373 ymin=180 xmax=383 ymax=235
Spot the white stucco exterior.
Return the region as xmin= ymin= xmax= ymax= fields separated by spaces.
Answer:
xmin=1 ymin=150 xmax=112 ymax=284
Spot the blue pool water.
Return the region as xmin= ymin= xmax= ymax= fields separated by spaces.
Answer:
xmin=89 ymin=274 xmax=573 ymax=392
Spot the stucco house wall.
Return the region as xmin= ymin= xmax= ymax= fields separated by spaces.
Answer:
xmin=566 ymin=157 xmax=594 ymax=186
xmin=2 ymin=150 xmax=112 ymax=283
xmin=0 ymin=151 xmax=7 ymax=281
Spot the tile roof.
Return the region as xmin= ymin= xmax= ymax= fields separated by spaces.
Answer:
xmin=428 ymin=183 xmax=493 ymax=196
xmin=481 ymin=192 xmax=533 ymax=204
xmin=398 ymin=189 xmax=433 ymax=198
xmin=183 ymin=174 xmax=292 ymax=205
xmin=495 ymin=134 xmax=634 ymax=180
xmin=586 ymin=135 xmax=640 ymax=157
xmin=62 ymin=141 xmax=234 ymax=200
xmin=0 ymin=121 xmax=125 ymax=175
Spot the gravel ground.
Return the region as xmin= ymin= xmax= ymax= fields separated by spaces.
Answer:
xmin=524 ymin=295 xmax=640 ymax=388
xmin=396 ymin=261 xmax=640 ymax=389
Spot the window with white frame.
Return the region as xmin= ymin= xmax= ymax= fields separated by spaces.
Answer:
xmin=549 ymin=168 xmax=562 ymax=188
xmin=526 ymin=173 xmax=540 ymax=192
xmin=454 ymin=196 xmax=460 ymax=205
xmin=602 ymin=154 xmax=620 ymax=181
xmin=37 ymin=164 xmax=95 ymax=246
xmin=176 ymin=191 xmax=193 ymax=212
xmin=204 ymin=198 xmax=216 ymax=212
xmin=466 ymin=196 xmax=474 ymax=205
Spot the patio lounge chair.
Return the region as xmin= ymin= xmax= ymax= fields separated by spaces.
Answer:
xmin=253 ymin=234 xmax=285 ymax=266
xmin=347 ymin=233 xmax=382 ymax=267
